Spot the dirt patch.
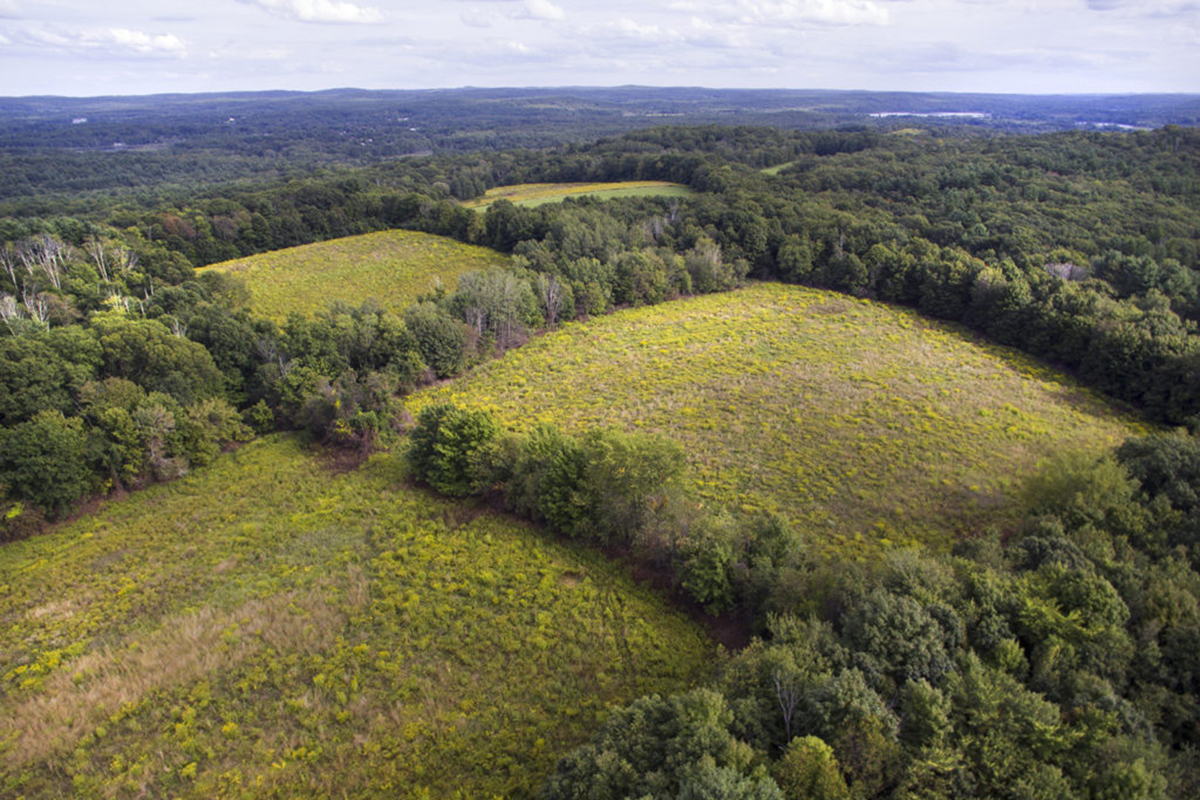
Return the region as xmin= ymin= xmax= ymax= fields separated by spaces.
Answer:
xmin=312 ymin=443 xmax=372 ymax=474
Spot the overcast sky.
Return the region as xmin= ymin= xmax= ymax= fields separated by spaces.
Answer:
xmin=0 ymin=0 xmax=1197 ymax=97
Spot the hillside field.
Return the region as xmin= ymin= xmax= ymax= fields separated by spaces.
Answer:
xmin=461 ymin=181 xmax=695 ymax=210
xmin=408 ymin=283 xmax=1145 ymax=555
xmin=0 ymin=437 xmax=712 ymax=799
xmin=200 ymin=230 xmax=510 ymax=320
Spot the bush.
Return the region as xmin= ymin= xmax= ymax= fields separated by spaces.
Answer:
xmin=502 ymin=423 xmax=589 ymax=531
xmin=576 ymin=427 xmax=687 ymax=544
xmin=0 ymin=409 xmax=92 ymax=516
xmin=0 ymin=500 xmax=46 ymax=542
xmin=406 ymin=403 xmax=499 ymax=496
xmin=680 ymin=516 xmax=738 ymax=614
xmin=404 ymin=302 xmax=467 ymax=378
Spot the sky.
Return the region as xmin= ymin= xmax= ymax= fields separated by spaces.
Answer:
xmin=0 ymin=0 xmax=1198 ymax=97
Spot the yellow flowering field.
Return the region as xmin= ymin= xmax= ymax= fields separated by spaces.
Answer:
xmin=200 ymin=230 xmax=509 ymax=320
xmin=461 ymin=181 xmax=695 ymax=210
xmin=0 ymin=436 xmax=712 ymax=799
xmin=409 ymin=283 xmax=1146 ymax=556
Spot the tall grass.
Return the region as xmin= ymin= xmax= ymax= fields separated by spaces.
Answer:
xmin=0 ymin=436 xmax=712 ymax=799
xmin=408 ymin=283 xmax=1145 ymax=556
xmin=200 ymin=230 xmax=509 ymax=320
xmin=462 ymin=181 xmax=695 ymax=210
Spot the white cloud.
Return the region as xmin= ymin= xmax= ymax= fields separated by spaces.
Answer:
xmin=244 ymin=0 xmax=384 ymax=24
xmin=103 ymin=29 xmax=186 ymax=56
xmin=735 ymin=0 xmax=889 ymax=27
xmin=1085 ymin=0 xmax=1200 ymax=14
xmin=19 ymin=26 xmax=187 ymax=57
xmin=614 ymin=18 xmax=671 ymax=39
xmin=0 ymin=31 xmax=10 ymax=45
xmin=517 ymin=0 xmax=565 ymax=21
xmin=208 ymin=45 xmax=291 ymax=61
xmin=461 ymin=8 xmax=498 ymax=28
xmin=0 ymin=0 xmax=18 ymax=20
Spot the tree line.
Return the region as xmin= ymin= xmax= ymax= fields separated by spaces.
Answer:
xmin=2 ymin=122 xmax=1200 ymax=797
xmin=406 ymin=400 xmax=1200 ymax=800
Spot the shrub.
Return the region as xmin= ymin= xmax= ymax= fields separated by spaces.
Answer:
xmin=0 ymin=409 xmax=92 ymax=516
xmin=502 ymin=423 xmax=589 ymax=532
xmin=680 ymin=516 xmax=738 ymax=614
xmin=576 ymin=427 xmax=687 ymax=545
xmin=404 ymin=302 xmax=467 ymax=378
xmin=406 ymin=403 xmax=500 ymax=496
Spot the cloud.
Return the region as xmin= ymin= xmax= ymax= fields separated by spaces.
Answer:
xmin=735 ymin=0 xmax=889 ymax=27
xmin=208 ymin=45 xmax=291 ymax=61
xmin=0 ymin=0 xmax=18 ymax=20
xmin=516 ymin=0 xmax=565 ymax=21
xmin=0 ymin=32 xmax=10 ymax=45
xmin=461 ymin=8 xmax=498 ymax=28
xmin=862 ymin=42 xmax=1125 ymax=76
xmin=243 ymin=0 xmax=384 ymax=24
xmin=18 ymin=26 xmax=187 ymax=57
xmin=103 ymin=28 xmax=187 ymax=56
xmin=614 ymin=18 xmax=673 ymax=39
xmin=1085 ymin=0 xmax=1200 ymax=13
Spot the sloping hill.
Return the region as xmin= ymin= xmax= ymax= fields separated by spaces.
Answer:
xmin=408 ymin=283 xmax=1144 ymax=554
xmin=0 ymin=437 xmax=712 ymax=798
xmin=200 ymin=230 xmax=509 ymax=320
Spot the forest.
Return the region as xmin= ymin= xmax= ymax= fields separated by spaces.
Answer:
xmin=2 ymin=92 xmax=1200 ymax=799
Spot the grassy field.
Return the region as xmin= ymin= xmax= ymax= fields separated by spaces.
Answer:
xmin=200 ymin=230 xmax=510 ymax=320
xmin=759 ymin=161 xmax=799 ymax=176
xmin=0 ymin=437 xmax=713 ymax=799
xmin=408 ymin=283 xmax=1145 ymax=556
xmin=462 ymin=181 xmax=695 ymax=210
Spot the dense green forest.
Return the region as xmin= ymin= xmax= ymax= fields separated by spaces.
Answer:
xmin=2 ymin=94 xmax=1200 ymax=799
xmin=4 ymin=87 xmax=1199 ymax=208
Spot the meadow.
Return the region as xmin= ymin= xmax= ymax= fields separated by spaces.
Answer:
xmin=0 ymin=437 xmax=713 ymax=799
xmin=407 ymin=283 xmax=1145 ymax=555
xmin=461 ymin=182 xmax=695 ymax=210
xmin=200 ymin=230 xmax=510 ymax=320
xmin=759 ymin=161 xmax=799 ymax=176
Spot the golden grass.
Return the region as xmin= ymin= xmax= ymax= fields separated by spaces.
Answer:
xmin=5 ymin=586 xmax=344 ymax=765
xmin=407 ymin=283 xmax=1145 ymax=556
xmin=0 ymin=436 xmax=712 ymax=798
xmin=461 ymin=181 xmax=695 ymax=210
xmin=199 ymin=229 xmax=509 ymax=320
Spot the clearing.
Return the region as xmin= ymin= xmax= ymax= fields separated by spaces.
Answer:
xmin=199 ymin=229 xmax=509 ymax=320
xmin=408 ymin=283 xmax=1144 ymax=556
xmin=462 ymin=181 xmax=694 ymax=210
xmin=0 ymin=436 xmax=712 ymax=799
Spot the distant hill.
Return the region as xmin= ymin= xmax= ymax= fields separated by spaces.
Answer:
xmin=409 ymin=283 xmax=1145 ymax=556
xmin=200 ymin=230 xmax=510 ymax=320
xmin=2 ymin=87 xmax=1197 ymax=204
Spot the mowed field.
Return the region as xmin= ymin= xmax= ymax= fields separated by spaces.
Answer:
xmin=200 ymin=230 xmax=509 ymax=320
xmin=0 ymin=437 xmax=712 ymax=799
xmin=461 ymin=181 xmax=695 ymax=210
xmin=408 ymin=283 xmax=1145 ymax=555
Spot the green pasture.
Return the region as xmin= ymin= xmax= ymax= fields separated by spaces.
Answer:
xmin=408 ymin=283 xmax=1144 ymax=556
xmin=0 ymin=436 xmax=712 ymax=799
xmin=462 ymin=181 xmax=695 ymax=210
xmin=200 ymin=230 xmax=509 ymax=320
